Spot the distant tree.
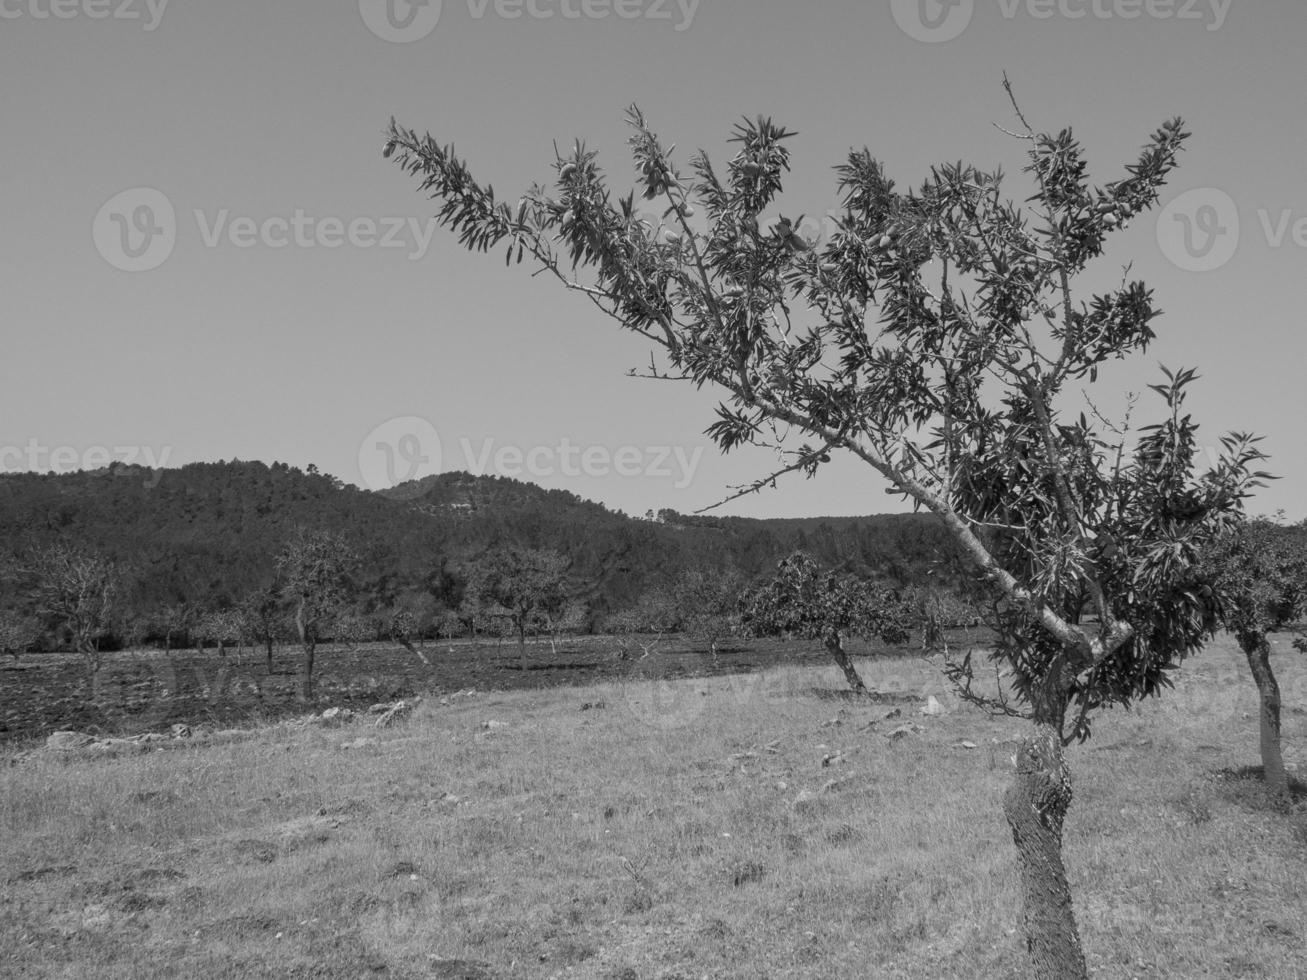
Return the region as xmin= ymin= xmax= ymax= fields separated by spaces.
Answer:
xmin=332 ymin=611 xmax=374 ymax=650
xmin=117 ymin=611 xmax=150 ymax=654
xmin=465 ymin=548 xmax=570 ymax=672
xmin=156 ymin=602 xmax=197 ymax=653
xmin=386 ymin=605 xmax=431 ymax=665
xmin=903 ymin=584 xmax=979 ymax=653
xmin=436 ymin=610 xmax=465 ymax=643
xmin=26 ymin=544 xmax=121 ymax=678
xmin=741 ymin=553 xmax=913 ymax=694
xmin=197 ymin=609 xmax=248 ymax=662
xmin=456 ymin=589 xmax=504 ymax=643
xmin=605 ymin=584 xmax=685 ymax=661
xmin=0 ymin=611 xmax=41 ymax=663
xmin=541 ymin=598 xmax=587 ymax=656
xmin=673 ymin=568 xmax=744 ymax=660
xmin=276 ymin=529 xmax=358 ymax=700
xmin=240 ymin=585 xmax=283 ymax=673
xmin=1199 ymin=517 xmax=1307 ymax=802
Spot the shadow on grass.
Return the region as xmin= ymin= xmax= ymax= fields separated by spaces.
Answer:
xmin=806 ymin=688 xmax=909 ymax=704
xmin=1211 ymin=765 xmax=1307 ymax=812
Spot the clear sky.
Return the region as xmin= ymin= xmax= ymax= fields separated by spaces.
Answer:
xmin=3 ymin=0 xmax=1304 ymax=520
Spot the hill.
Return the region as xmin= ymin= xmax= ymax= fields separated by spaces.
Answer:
xmin=0 ymin=461 xmax=965 ymax=638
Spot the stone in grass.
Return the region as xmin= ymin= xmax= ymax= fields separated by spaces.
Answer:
xmin=885 ymin=724 xmax=921 ymax=741
xmin=169 ymin=724 xmax=192 ymax=739
xmin=374 ymin=699 xmax=418 ymax=729
xmin=481 ymin=720 xmax=509 ymax=731
xmin=341 ymin=737 xmax=377 ymax=751
xmin=316 ymin=707 xmax=355 ymax=727
xmin=953 ymin=740 xmax=979 ymax=750
xmin=45 ymin=732 xmax=95 ymax=752
xmin=793 ymin=778 xmax=848 ymax=807
xmin=86 ymin=739 xmax=147 ymax=756
xmin=919 ymin=695 xmax=946 ymax=716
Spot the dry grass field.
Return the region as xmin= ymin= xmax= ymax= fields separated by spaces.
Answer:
xmin=3 ymin=634 xmax=1305 ymax=979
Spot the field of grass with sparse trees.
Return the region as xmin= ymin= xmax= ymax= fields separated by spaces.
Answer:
xmin=3 ymin=635 xmax=1305 ymax=979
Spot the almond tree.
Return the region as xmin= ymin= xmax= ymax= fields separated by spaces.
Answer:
xmin=387 ymin=606 xmax=432 ymax=665
xmin=156 ymin=602 xmax=197 ymax=654
xmin=464 ymin=548 xmax=570 ymax=672
xmin=276 ymin=529 xmax=357 ymax=700
xmin=740 ymin=552 xmax=913 ymax=694
xmin=0 ymin=610 xmax=41 ymax=663
xmin=26 ymin=544 xmax=121 ymax=678
xmin=384 ymin=87 xmax=1264 ymax=977
xmin=197 ymin=608 xmax=248 ymax=662
xmin=904 ymin=584 xmax=980 ymax=653
xmin=240 ymin=584 xmax=283 ymax=673
xmin=541 ymin=598 xmax=587 ymax=656
xmin=606 ymin=587 xmax=679 ymax=661
xmin=332 ymin=611 xmax=374 ymax=650
xmin=673 ymin=567 xmax=743 ymax=661
xmin=1199 ymin=517 xmax=1307 ymax=803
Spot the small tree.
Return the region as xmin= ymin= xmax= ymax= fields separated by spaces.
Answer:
xmin=240 ymin=585 xmax=283 ymax=673
xmin=904 ymin=584 xmax=979 ymax=653
xmin=385 ymin=89 xmax=1265 ymax=976
xmin=387 ymin=606 xmax=431 ymax=665
xmin=541 ymin=598 xmax=587 ymax=656
xmin=607 ymin=587 xmax=679 ymax=661
xmin=197 ymin=608 xmax=248 ymax=662
xmin=332 ymin=611 xmax=373 ymax=651
xmin=26 ymin=544 xmax=120 ymax=678
xmin=464 ymin=548 xmax=569 ymax=672
xmin=154 ymin=602 xmax=197 ymax=653
xmin=0 ymin=610 xmax=41 ymax=663
xmin=741 ymin=553 xmax=912 ymax=694
xmin=276 ymin=529 xmax=357 ymax=700
xmin=1199 ymin=517 xmax=1307 ymax=803
xmin=672 ymin=567 xmax=744 ymax=661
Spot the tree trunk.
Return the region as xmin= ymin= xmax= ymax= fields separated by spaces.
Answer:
xmin=518 ymin=623 xmax=528 ymax=673
xmin=265 ymin=635 xmax=274 ymax=674
xmin=823 ymin=634 xmax=868 ymax=695
xmin=1243 ymin=635 xmax=1289 ymax=804
xmin=1004 ymin=720 xmax=1087 ymax=980
xmin=296 ymin=600 xmax=314 ymax=701
xmin=79 ymin=640 xmax=103 ymax=682
xmin=300 ymin=639 xmax=315 ymax=701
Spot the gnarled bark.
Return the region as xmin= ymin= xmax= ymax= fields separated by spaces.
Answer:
xmin=824 ymin=634 xmax=868 ymax=695
xmin=1243 ymin=635 xmax=1289 ymax=804
xmin=1004 ymin=721 xmax=1087 ymax=979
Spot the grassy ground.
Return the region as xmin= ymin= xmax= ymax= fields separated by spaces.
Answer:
xmin=2 ymin=634 xmax=1305 ymax=979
